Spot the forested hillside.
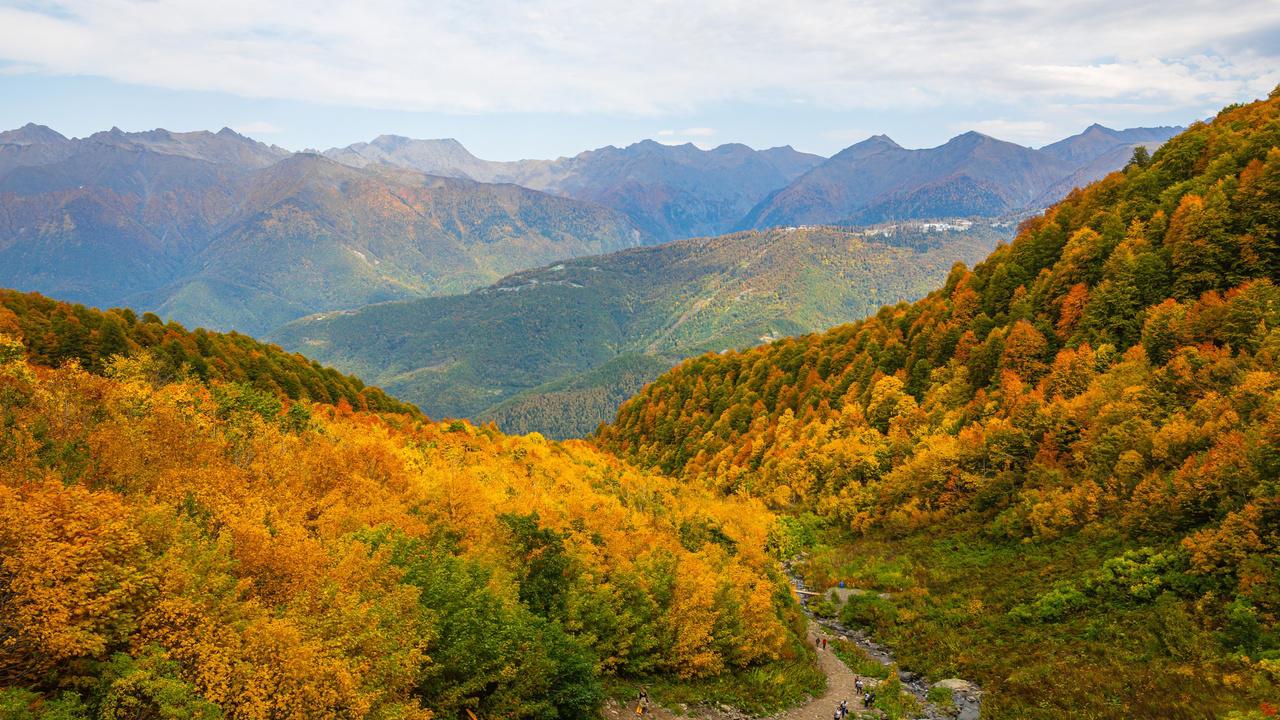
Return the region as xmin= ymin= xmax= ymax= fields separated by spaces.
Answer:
xmin=0 ymin=288 xmax=414 ymax=414
xmin=602 ymin=90 xmax=1280 ymax=717
xmin=273 ymin=221 xmax=1009 ymax=438
xmin=0 ymin=330 xmax=809 ymax=718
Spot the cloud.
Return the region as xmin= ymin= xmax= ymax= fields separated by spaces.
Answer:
xmin=963 ymin=119 xmax=1054 ymax=145
xmin=232 ymin=120 xmax=282 ymax=135
xmin=0 ymin=0 xmax=1276 ymax=118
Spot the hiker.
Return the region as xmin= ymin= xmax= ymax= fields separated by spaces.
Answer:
xmin=839 ymin=699 xmax=848 ymax=717
xmin=863 ymin=692 xmax=873 ymax=708
xmin=855 ymin=678 xmax=864 ymax=694
xmin=821 ymin=637 xmax=827 ymax=650
xmin=815 ymin=636 xmax=822 ymax=650
xmin=636 ymin=687 xmax=649 ymax=715
xmin=833 ymin=707 xmax=840 ymax=720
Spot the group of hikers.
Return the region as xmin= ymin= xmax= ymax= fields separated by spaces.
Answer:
xmin=816 ymin=634 xmax=878 ymax=718
xmin=832 ymin=680 xmax=877 ymax=718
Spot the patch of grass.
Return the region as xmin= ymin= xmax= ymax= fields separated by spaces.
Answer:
xmin=839 ymin=593 xmax=897 ymax=629
xmin=873 ymin=670 xmax=921 ymax=720
xmin=802 ymin=538 xmax=918 ymax=593
xmin=926 ymin=684 xmax=956 ymax=714
xmin=831 ymin=639 xmax=890 ymax=680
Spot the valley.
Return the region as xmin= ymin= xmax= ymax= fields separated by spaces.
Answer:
xmin=270 ymin=219 xmax=1012 ymax=437
xmin=0 ymin=59 xmax=1274 ymax=720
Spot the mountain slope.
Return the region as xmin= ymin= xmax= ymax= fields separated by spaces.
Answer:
xmin=1033 ymin=123 xmax=1184 ymax=206
xmin=0 ymin=126 xmax=642 ymax=335
xmin=271 ymin=220 xmax=1010 ymax=437
xmin=1037 ymin=123 xmax=1182 ymax=165
xmin=135 ymin=154 xmax=642 ymax=334
xmin=325 ymin=136 xmax=824 ymax=242
xmin=600 ymin=90 xmax=1280 ymax=717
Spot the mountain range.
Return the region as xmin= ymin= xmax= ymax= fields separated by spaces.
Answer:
xmin=269 ymin=220 xmax=1012 ymax=437
xmin=738 ymin=124 xmax=1181 ymax=229
xmin=2 ymin=88 xmax=1274 ymax=720
xmin=0 ymin=120 xmax=1179 ymax=342
xmin=0 ymin=125 xmax=641 ymax=334
xmin=324 ymin=125 xmax=1181 ymax=242
xmin=324 ymin=137 xmax=825 ymax=242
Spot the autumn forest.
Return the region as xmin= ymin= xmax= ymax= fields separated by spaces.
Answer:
xmin=2 ymin=85 xmax=1280 ymax=720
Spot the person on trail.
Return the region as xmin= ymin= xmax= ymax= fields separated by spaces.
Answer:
xmin=815 ymin=636 xmax=822 ymax=650
xmin=863 ymin=692 xmax=873 ymax=708
xmin=822 ymin=637 xmax=827 ymax=650
xmin=636 ymin=687 xmax=649 ymax=715
xmin=855 ymin=678 xmax=864 ymax=694
xmin=839 ymin=699 xmax=848 ymax=718
xmin=833 ymin=707 xmax=840 ymax=720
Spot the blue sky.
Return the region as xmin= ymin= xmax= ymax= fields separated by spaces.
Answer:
xmin=1 ymin=0 xmax=1277 ymax=160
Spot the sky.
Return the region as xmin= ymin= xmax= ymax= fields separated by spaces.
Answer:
xmin=0 ymin=0 xmax=1277 ymax=160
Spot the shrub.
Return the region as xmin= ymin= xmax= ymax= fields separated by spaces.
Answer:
xmin=812 ymin=597 xmax=839 ymax=618
xmin=839 ymin=593 xmax=898 ymax=629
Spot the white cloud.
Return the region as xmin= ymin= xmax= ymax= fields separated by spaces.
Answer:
xmin=0 ymin=0 xmax=1275 ymax=118
xmin=963 ymin=119 xmax=1054 ymax=145
xmin=232 ymin=120 xmax=282 ymax=135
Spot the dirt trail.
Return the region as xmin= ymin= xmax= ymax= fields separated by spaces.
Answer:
xmin=778 ymin=622 xmax=870 ymax=720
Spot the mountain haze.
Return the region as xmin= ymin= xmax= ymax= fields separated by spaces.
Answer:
xmin=741 ymin=131 xmax=1074 ymax=227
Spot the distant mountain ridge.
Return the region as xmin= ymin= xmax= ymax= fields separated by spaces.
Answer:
xmin=1 ymin=120 xmax=1182 ymax=338
xmin=325 ymin=124 xmax=1182 ymax=241
xmin=738 ymin=124 xmax=1183 ymax=229
xmin=0 ymin=125 xmax=642 ymax=334
xmin=325 ymin=136 xmax=825 ymax=241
